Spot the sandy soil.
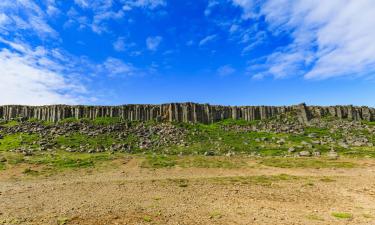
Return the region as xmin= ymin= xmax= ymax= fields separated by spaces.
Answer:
xmin=1 ymin=158 xmax=375 ymax=225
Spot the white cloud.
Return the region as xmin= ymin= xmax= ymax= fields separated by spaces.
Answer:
xmin=238 ymin=0 xmax=375 ymax=80
xmin=231 ymin=0 xmax=256 ymax=20
xmin=204 ymin=0 xmax=219 ymax=16
xmin=146 ymin=36 xmax=162 ymax=51
xmin=100 ymin=57 xmax=137 ymax=77
xmin=217 ymin=65 xmax=236 ymax=76
xmin=113 ymin=37 xmax=126 ymax=51
xmin=199 ymin=34 xmax=217 ymax=46
xmin=125 ymin=0 xmax=166 ymax=10
xmin=0 ymin=40 xmax=86 ymax=105
xmin=0 ymin=0 xmax=58 ymax=38
xmin=74 ymin=0 xmax=89 ymax=8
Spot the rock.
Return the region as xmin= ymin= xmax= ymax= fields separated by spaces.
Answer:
xmin=327 ymin=151 xmax=339 ymax=160
xmin=225 ymin=151 xmax=235 ymax=157
xmin=338 ymin=142 xmax=349 ymax=149
xmin=0 ymin=155 xmax=6 ymax=162
xmin=298 ymin=151 xmax=311 ymax=157
xmin=288 ymin=147 xmax=296 ymax=153
xmin=312 ymin=151 xmax=321 ymax=157
xmin=0 ymin=134 xmax=3 ymax=139
xmin=204 ymin=150 xmax=215 ymax=156
xmin=276 ymin=139 xmax=285 ymax=145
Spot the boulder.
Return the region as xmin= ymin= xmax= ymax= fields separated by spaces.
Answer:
xmin=298 ymin=151 xmax=311 ymax=157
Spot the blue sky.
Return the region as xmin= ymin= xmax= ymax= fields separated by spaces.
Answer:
xmin=1 ymin=0 xmax=375 ymax=106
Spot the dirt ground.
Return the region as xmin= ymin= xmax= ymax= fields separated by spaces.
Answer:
xmin=1 ymin=157 xmax=375 ymax=225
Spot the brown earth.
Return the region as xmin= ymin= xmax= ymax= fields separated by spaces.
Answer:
xmin=1 ymin=157 xmax=375 ymax=225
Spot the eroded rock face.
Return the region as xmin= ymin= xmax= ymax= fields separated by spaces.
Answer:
xmin=0 ymin=103 xmax=374 ymax=124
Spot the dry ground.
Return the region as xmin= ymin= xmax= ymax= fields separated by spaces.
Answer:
xmin=1 ymin=157 xmax=375 ymax=225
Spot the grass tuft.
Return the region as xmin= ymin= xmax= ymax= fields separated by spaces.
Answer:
xmin=332 ymin=212 xmax=352 ymax=219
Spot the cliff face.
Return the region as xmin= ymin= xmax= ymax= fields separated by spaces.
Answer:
xmin=0 ymin=103 xmax=374 ymax=124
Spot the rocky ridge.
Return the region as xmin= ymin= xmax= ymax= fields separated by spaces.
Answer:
xmin=0 ymin=103 xmax=374 ymax=124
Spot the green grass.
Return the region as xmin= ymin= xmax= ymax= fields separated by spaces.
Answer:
xmin=259 ymin=158 xmax=357 ymax=169
xmin=0 ymin=162 xmax=5 ymax=170
xmin=22 ymin=168 xmax=39 ymax=175
xmin=0 ymin=133 xmax=39 ymax=151
xmin=27 ymin=151 xmax=117 ymax=170
xmin=141 ymin=155 xmax=248 ymax=169
xmin=1 ymin=120 xmax=20 ymax=127
xmin=142 ymin=215 xmax=152 ymax=222
xmin=341 ymin=147 xmax=375 ymax=158
xmin=0 ymin=151 xmax=120 ymax=172
xmin=331 ymin=212 xmax=352 ymax=219
xmin=55 ymin=132 xmax=138 ymax=150
xmin=141 ymin=155 xmax=177 ymax=168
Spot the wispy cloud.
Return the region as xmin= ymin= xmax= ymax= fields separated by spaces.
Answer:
xmin=146 ymin=36 xmax=163 ymax=51
xmin=99 ymin=57 xmax=137 ymax=77
xmin=0 ymin=0 xmax=58 ymax=38
xmin=125 ymin=0 xmax=167 ymax=10
xmin=0 ymin=38 xmax=86 ymax=105
xmin=199 ymin=34 xmax=217 ymax=46
xmin=217 ymin=65 xmax=236 ymax=76
xmin=235 ymin=0 xmax=375 ymax=80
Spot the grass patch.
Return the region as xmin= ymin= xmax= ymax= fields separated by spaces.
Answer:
xmin=177 ymin=156 xmax=247 ymax=168
xmin=1 ymin=120 xmax=20 ymax=127
xmin=141 ymin=155 xmax=248 ymax=169
xmin=141 ymin=155 xmax=177 ymax=168
xmin=209 ymin=174 xmax=298 ymax=186
xmin=306 ymin=214 xmax=324 ymax=221
xmin=22 ymin=168 xmax=39 ymax=175
xmin=209 ymin=211 xmax=223 ymax=219
xmin=142 ymin=215 xmax=152 ymax=222
xmin=57 ymin=217 xmax=70 ymax=225
xmin=0 ymin=133 xmax=39 ymax=151
xmin=320 ymin=177 xmax=336 ymax=182
xmin=0 ymin=162 xmax=5 ymax=170
xmin=332 ymin=212 xmax=352 ymax=219
xmin=27 ymin=151 xmax=117 ymax=170
xmin=259 ymin=158 xmax=357 ymax=169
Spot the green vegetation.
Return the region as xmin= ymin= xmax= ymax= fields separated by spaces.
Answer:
xmin=259 ymin=158 xmax=357 ymax=169
xmin=141 ymin=155 xmax=177 ymax=168
xmin=55 ymin=132 xmax=138 ymax=150
xmin=57 ymin=217 xmax=70 ymax=225
xmin=306 ymin=214 xmax=324 ymax=221
xmin=0 ymin=151 xmax=119 ymax=173
xmin=0 ymin=133 xmax=39 ymax=151
xmin=331 ymin=212 xmax=353 ymax=219
xmin=1 ymin=120 xmax=20 ymax=127
xmin=0 ymin=162 xmax=5 ymax=170
xmin=141 ymin=155 xmax=247 ymax=169
xmin=142 ymin=215 xmax=152 ymax=222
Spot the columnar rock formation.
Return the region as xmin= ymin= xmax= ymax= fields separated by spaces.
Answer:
xmin=0 ymin=103 xmax=374 ymax=124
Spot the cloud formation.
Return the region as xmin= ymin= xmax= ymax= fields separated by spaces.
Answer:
xmin=234 ymin=0 xmax=375 ymax=80
xmin=0 ymin=39 xmax=85 ymax=105
xmin=146 ymin=36 xmax=162 ymax=51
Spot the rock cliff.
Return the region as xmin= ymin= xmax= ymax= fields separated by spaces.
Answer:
xmin=0 ymin=103 xmax=374 ymax=123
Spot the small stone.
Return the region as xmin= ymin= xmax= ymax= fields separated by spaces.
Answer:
xmin=327 ymin=151 xmax=339 ymax=160
xmin=298 ymin=151 xmax=311 ymax=157
xmin=288 ymin=147 xmax=296 ymax=153
xmin=0 ymin=156 xmax=6 ymax=162
xmin=204 ymin=150 xmax=215 ymax=156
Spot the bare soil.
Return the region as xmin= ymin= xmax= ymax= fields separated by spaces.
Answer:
xmin=1 ymin=157 xmax=375 ymax=225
